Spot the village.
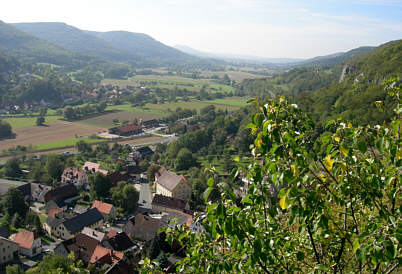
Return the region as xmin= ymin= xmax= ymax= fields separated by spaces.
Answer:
xmin=0 ymin=137 xmax=202 ymax=273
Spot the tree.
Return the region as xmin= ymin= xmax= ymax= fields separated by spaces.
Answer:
xmin=36 ymin=116 xmax=45 ymax=126
xmin=6 ymin=265 xmax=25 ymax=274
xmin=147 ymin=164 xmax=161 ymax=182
xmin=110 ymin=181 xmax=139 ymax=213
xmin=4 ymin=158 xmax=22 ymax=178
xmin=162 ymin=82 xmax=401 ymax=273
xmin=90 ymin=173 xmax=112 ymax=199
xmin=0 ymin=120 xmax=12 ymax=138
xmin=175 ymin=148 xmax=196 ymax=171
xmin=36 ymin=253 xmax=86 ymax=274
xmin=45 ymin=154 xmax=64 ymax=180
xmin=75 ymin=140 xmax=92 ymax=153
xmin=1 ymin=188 xmax=28 ymax=219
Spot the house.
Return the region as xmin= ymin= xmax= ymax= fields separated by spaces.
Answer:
xmin=44 ymin=184 xmax=78 ymax=203
xmin=55 ymin=208 xmax=104 ymax=240
xmin=91 ymin=200 xmax=117 ymax=219
xmin=81 ymin=227 xmax=106 ymax=242
xmin=10 ymin=230 xmax=41 ymax=257
xmin=61 ymin=168 xmax=88 ymax=188
xmin=102 ymin=232 xmax=134 ymax=251
xmin=108 ymin=125 xmax=143 ymax=136
xmin=54 ymin=233 xmax=100 ymax=264
xmin=44 ymin=211 xmax=74 ymax=236
xmin=0 ymin=236 xmax=19 ymax=265
xmin=135 ymin=146 xmax=154 ymax=159
xmin=90 ymin=245 xmax=124 ymax=265
xmin=152 ymin=194 xmax=190 ymax=213
xmin=123 ymin=214 xmax=166 ymax=241
xmin=83 ymin=161 xmax=108 ymax=175
xmin=155 ymin=168 xmax=192 ymax=200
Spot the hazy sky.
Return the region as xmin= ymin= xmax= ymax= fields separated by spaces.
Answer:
xmin=2 ymin=0 xmax=402 ymax=58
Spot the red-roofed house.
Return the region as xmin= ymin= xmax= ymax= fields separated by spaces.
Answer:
xmin=90 ymin=245 xmax=123 ymax=265
xmin=109 ymin=125 xmax=143 ymax=136
xmin=155 ymin=168 xmax=191 ymax=200
xmin=91 ymin=200 xmax=117 ymax=218
xmin=10 ymin=230 xmax=41 ymax=257
xmin=48 ymin=208 xmax=64 ymax=219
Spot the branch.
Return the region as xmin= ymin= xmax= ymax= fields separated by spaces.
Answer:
xmin=305 ymin=219 xmax=321 ymax=265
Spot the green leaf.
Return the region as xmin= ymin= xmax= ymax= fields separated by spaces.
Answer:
xmin=314 ymin=264 xmax=329 ymax=271
xmin=204 ymin=187 xmax=213 ymax=202
xmin=376 ymin=137 xmax=384 ymax=153
xmin=357 ymin=141 xmax=367 ymax=153
xmin=207 ymin=178 xmax=214 ymax=187
xmin=353 ymin=238 xmax=360 ymax=253
xmin=296 ymin=251 xmax=305 ymax=261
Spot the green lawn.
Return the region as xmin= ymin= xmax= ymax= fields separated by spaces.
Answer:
xmin=207 ymin=98 xmax=250 ymax=107
xmin=33 ymin=137 xmax=106 ymax=151
xmin=3 ymin=116 xmax=61 ymax=129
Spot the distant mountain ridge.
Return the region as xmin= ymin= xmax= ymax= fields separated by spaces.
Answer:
xmin=0 ymin=20 xmax=97 ymax=68
xmin=12 ymin=22 xmax=195 ymax=66
xmin=174 ymin=44 xmax=303 ymax=64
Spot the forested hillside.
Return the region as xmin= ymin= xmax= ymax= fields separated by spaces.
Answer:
xmin=12 ymin=22 xmax=195 ymax=67
xmin=298 ymin=39 xmax=402 ymax=124
xmin=0 ymin=21 xmax=99 ymax=69
xmin=236 ymin=39 xmax=402 ymax=125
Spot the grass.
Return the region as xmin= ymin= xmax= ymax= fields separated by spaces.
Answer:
xmin=3 ymin=116 xmax=61 ymax=129
xmin=33 ymin=137 xmax=106 ymax=151
xmin=207 ymin=98 xmax=250 ymax=107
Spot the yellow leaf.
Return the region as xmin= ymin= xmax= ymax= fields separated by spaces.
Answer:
xmin=291 ymin=164 xmax=299 ymax=176
xmin=397 ymin=149 xmax=402 ymax=161
xmin=340 ymin=162 xmax=347 ymax=173
xmin=279 ymin=193 xmax=289 ymax=210
xmin=323 ymin=155 xmax=334 ymax=172
xmin=340 ymin=145 xmax=348 ymax=157
xmin=319 ymin=174 xmax=327 ymax=182
xmin=347 ymin=122 xmax=352 ymax=128
xmin=334 ymin=135 xmax=340 ymax=142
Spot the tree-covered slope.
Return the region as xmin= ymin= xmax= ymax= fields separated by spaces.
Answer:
xmin=13 ymin=22 xmax=129 ymax=63
xmin=87 ymin=30 xmax=195 ymax=65
xmin=0 ymin=20 xmax=97 ymax=68
xmin=298 ymin=39 xmax=402 ymax=125
xmin=11 ymin=21 xmax=195 ymax=66
xmin=294 ymin=46 xmax=374 ymax=67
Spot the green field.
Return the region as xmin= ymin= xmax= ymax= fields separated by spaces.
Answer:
xmin=3 ymin=116 xmax=61 ymax=129
xmin=33 ymin=137 xmax=106 ymax=151
xmin=208 ymin=98 xmax=250 ymax=107
xmin=102 ymin=75 xmax=234 ymax=93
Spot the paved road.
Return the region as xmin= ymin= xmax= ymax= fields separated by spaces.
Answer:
xmin=136 ymin=181 xmax=152 ymax=214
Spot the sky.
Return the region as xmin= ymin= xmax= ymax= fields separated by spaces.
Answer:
xmin=2 ymin=0 xmax=402 ymax=59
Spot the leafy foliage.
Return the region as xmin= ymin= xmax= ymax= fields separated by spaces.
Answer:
xmin=161 ymin=80 xmax=401 ymax=273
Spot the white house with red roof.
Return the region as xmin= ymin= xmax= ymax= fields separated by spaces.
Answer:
xmin=155 ymin=168 xmax=192 ymax=200
xmin=91 ymin=200 xmax=117 ymax=218
xmin=10 ymin=230 xmax=41 ymax=257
